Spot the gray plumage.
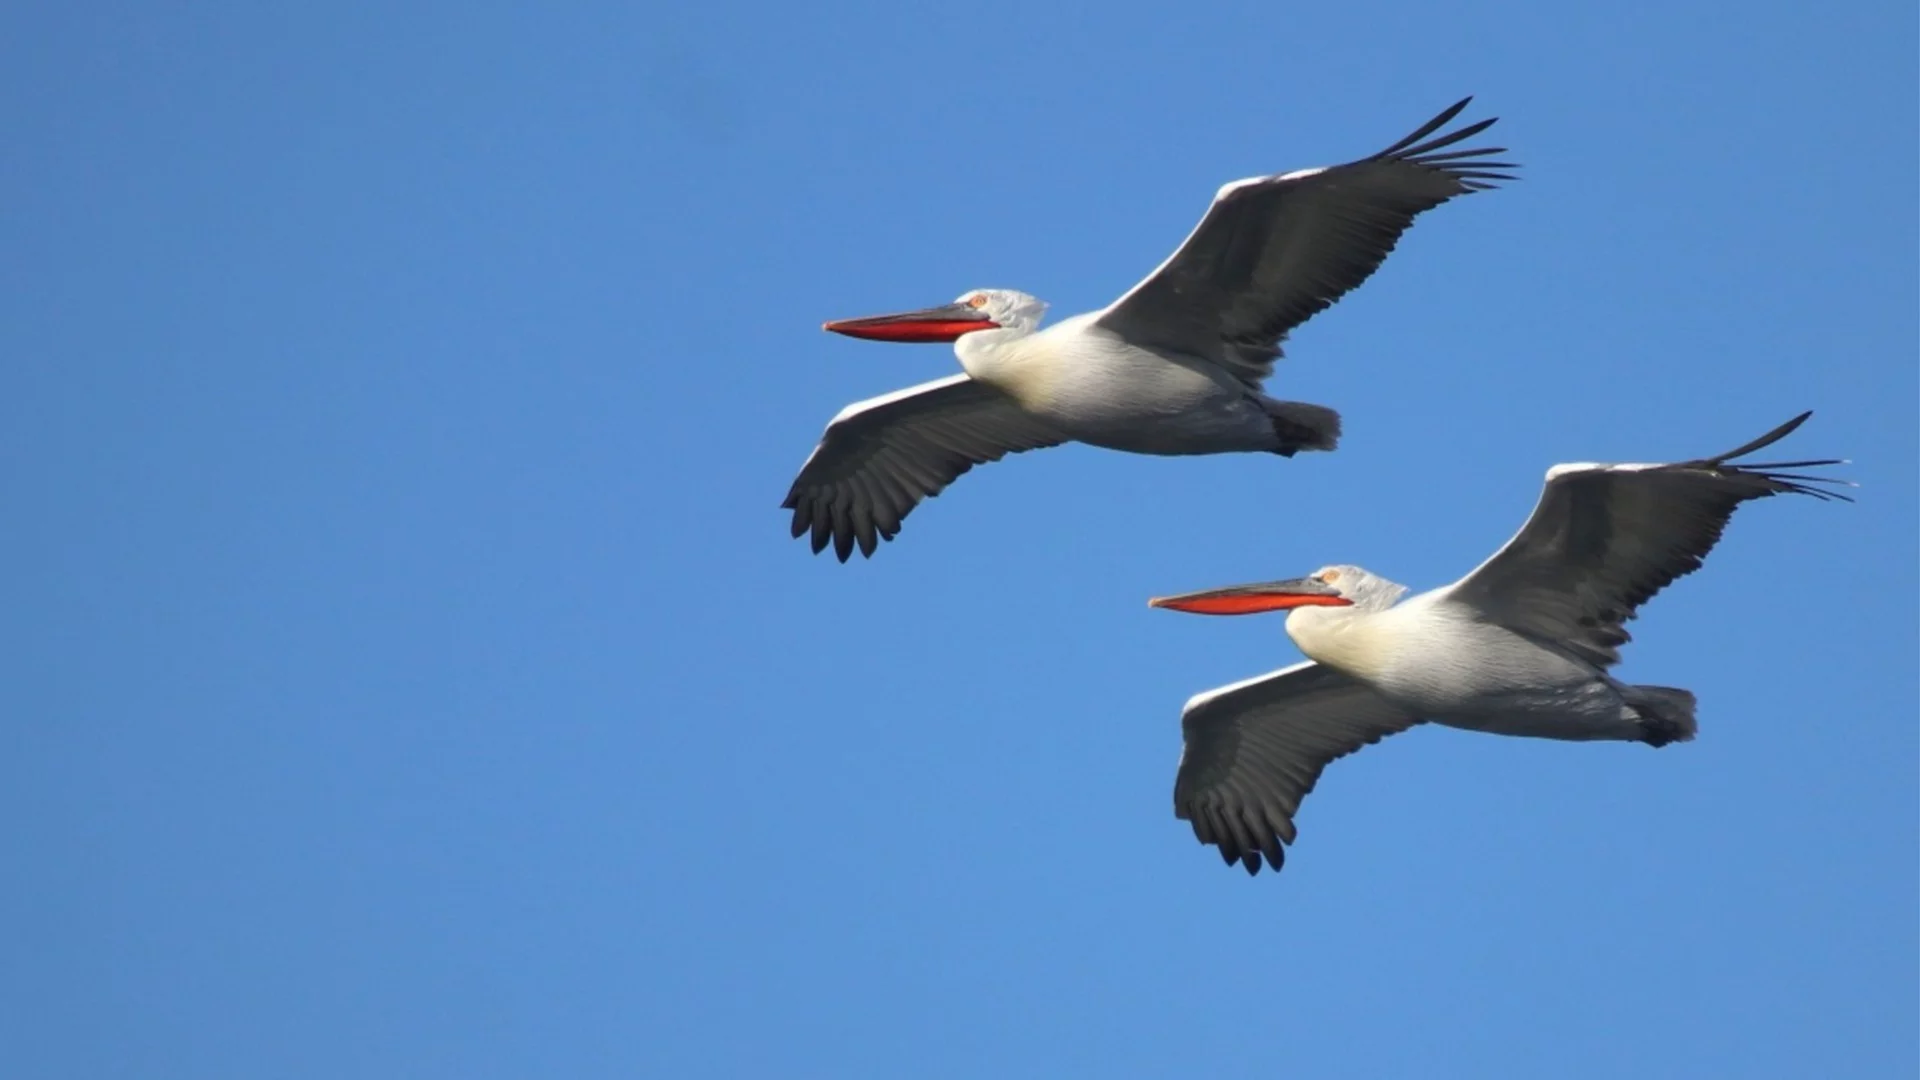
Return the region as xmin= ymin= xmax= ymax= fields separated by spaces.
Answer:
xmin=1156 ymin=413 xmax=1851 ymax=875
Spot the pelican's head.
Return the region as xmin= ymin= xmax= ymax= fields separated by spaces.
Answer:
xmin=823 ymin=289 xmax=1047 ymax=343
xmin=1149 ymin=565 xmax=1406 ymax=618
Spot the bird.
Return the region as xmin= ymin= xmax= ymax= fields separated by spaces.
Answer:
xmin=1146 ymin=412 xmax=1851 ymax=876
xmin=783 ymin=98 xmax=1517 ymax=560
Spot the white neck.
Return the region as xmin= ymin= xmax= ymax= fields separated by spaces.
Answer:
xmin=955 ymin=323 xmax=1034 ymax=367
xmin=955 ymin=325 xmax=1048 ymax=404
xmin=1285 ymin=605 xmax=1390 ymax=681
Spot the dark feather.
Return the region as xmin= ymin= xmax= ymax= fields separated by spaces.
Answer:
xmin=1095 ymin=97 xmax=1520 ymax=389
xmin=1172 ymin=662 xmax=1422 ymax=878
xmin=1448 ymin=413 xmax=1851 ymax=667
xmin=783 ymin=377 xmax=1066 ymax=561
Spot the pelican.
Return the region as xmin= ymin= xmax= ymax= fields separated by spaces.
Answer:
xmin=784 ymin=98 xmax=1517 ymax=560
xmin=1148 ymin=413 xmax=1851 ymax=876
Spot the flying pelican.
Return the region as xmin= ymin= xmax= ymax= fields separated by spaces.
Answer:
xmin=1147 ymin=413 xmax=1850 ymax=875
xmin=784 ymin=98 xmax=1517 ymax=560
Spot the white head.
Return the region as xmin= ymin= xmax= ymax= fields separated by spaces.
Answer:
xmin=956 ymin=288 xmax=1048 ymax=334
xmin=1297 ymin=565 xmax=1407 ymax=612
xmin=821 ymin=288 xmax=1048 ymax=345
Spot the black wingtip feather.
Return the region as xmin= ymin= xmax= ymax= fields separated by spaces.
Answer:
xmin=1694 ymin=412 xmax=1855 ymax=502
xmin=1397 ymin=115 xmax=1501 ymax=160
xmin=1740 ymin=458 xmax=1845 ymax=470
xmin=1374 ymin=97 xmax=1475 ymax=157
xmin=1179 ymin=801 xmax=1287 ymax=876
xmin=1412 ymin=146 xmax=1513 ymax=163
xmin=1362 ymin=100 xmax=1517 ymax=192
xmin=1706 ymin=411 xmax=1813 ymax=465
xmin=787 ymin=493 xmax=913 ymax=559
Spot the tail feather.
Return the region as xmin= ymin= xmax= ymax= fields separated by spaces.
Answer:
xmin=1625 ymin=685 xmax=1698 ymax=747
xmin=1263 ymin=399 xmax=1341 ymax=456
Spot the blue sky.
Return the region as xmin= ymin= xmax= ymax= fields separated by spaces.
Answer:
xmin=2 ymin=2 xmax=1914 ymax=1077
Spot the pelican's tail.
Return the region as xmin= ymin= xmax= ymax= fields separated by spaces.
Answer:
xmin=1625 ymin=685 xmax=1698 ymax=747
xmin=1262 ymin=399 xmax=1341 ymax=457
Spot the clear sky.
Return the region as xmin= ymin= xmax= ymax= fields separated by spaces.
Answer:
xmin=2 ymin=2 xmax=1914 ymax=1077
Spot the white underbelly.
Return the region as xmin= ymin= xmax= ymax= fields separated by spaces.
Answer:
xmin=1043 ymin=392 xmax=1272 ymax=454
xmin=1292 ymin=597 xmax=1644 ymax=744
xmin=1373 ymin=621 xmax=1635 ymax=739
xmin=963 ymin=317 xmax=1276 ymax=455
xmin=1021 ymin=354 xmax=1269 ymax=453
xmin=1372 ymin=616 xmax=1600 ymax=713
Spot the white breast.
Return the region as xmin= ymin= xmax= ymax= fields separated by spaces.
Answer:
xmin=1293 ymin=595 xmax=1601 ymax=714
xmin=1284 ymin=605 xmax=1398 ymax=683
xmin=959 ymin=316 xmax=1256 ymax=451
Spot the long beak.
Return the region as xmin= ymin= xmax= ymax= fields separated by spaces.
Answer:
xmin=1148 ymin=577 xmax=1353 ymax=616
xmin=823 ymin=302 xmax=999 ymax=343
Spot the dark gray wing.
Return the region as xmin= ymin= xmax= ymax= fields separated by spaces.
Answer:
xmin=1441 ymin=412 xmax=1851 ymax=667
xmin=1096 ymin=97 xmax=1517 ymax=388
xmin=782 ymin=375 xmax=1067 ymax=561
xmin=1175 ymin=660 xmax=1422 ymax=876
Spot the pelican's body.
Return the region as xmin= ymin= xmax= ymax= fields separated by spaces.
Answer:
xmin=1289 ymin=588 xmax=1680 ymax=743
xmin=954 ymin=312 xmax=1302 ymax=457
xmin=785 ymin=99 xmax=1516 ymax=560
xmin=1150 ymin=414 xmax=1851 ymax=875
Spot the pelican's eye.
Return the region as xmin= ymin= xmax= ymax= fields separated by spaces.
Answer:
xmin=1319 ymin=569 xmax=1342 ymax=584
xmin=966 ymin=294 xmax=988 ymax=309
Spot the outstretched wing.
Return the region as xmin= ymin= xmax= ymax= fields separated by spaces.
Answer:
xmin=782 ymin=375 xmax=1067 ymax=560
xmin=1096 ymin=97 xmax=1517 ymax=388
xmin=1440 ymin=412 xmax=1852 ymax=668
xmin=1174 ymin=661 xmax=1422 ymax=876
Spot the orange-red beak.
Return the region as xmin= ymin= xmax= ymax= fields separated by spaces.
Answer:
xmin=823 ymin=302 xmax=998 ymax=343
xmin=1148 ymin=577 xmax=1352 ymax=616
